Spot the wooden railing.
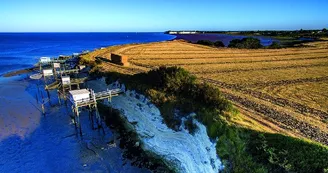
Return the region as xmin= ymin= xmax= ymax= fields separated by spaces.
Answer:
xmin=69 ymin=88 xmax=123 ymax=107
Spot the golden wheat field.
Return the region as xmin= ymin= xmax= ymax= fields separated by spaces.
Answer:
xmin=81 ymin=39 xmax=328 ymax=145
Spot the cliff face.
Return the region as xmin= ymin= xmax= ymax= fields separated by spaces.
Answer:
xmin=109 ymin=89 xmax=223 ymax=173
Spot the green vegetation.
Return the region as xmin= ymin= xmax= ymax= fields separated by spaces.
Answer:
xmin=214 ymin=40 xmax=225 ymax=47
xmin=196 ymin=40 xmax=214 ymax=46
xmin=228 ymin=37 xmax=263 ymax=49
xmin=196 ymin=40 xmax=225 ymax=47
xmin=268 ymin=41 xmax=282 ymax=49
xmin=191 ymin=29 xmax=328 ymax=38
xmin=94 ymin=66 xmax=328 ymax=173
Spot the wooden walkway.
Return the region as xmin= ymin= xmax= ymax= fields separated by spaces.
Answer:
xmin=39 ymin=59 xmax=66 ymax=64
xmin=68 ymin=88 xmax=122 ymax=107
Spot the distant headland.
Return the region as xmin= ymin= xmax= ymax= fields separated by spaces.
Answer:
xmin=165 ymin=28 xmax=328 ymax=38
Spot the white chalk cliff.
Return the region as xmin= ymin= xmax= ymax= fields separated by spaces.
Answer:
xmin=109 ymin=89 xmax=223 ymax=173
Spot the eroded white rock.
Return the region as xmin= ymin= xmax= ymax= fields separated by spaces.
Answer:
xmin=110 ymin=90 xmax=223 ymax=173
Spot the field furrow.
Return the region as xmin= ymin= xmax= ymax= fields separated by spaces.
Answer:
xmin=131 ymin=56 xmax=328 ymax=66
xmin=220 ymin=88 xmax=328 ymax=145
xmin=196 ymin=66 xmax=328 ymax=86
xmin=200 ymin=78 xmax=328 ymax=121
xmin=82 ymin=40 xmax=328 ymax=145
xmin=185 ymin=58 xmax=328 ymax=74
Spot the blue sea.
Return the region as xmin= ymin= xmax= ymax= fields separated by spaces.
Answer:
xmin=0 ymin=32 xmax=176 ymax=75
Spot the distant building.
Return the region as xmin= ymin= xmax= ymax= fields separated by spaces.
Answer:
xmin=167 ymin=31 xmax=197 ymax=34
xmin=178 ymin=31 xmax=197 ymax=34
xmin=168 ymin=31 xmax=178 ymax=34
xmin=40 ymin=57 xmax=51 ymax=63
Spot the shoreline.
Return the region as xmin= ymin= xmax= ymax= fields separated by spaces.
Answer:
xmin=2 ymin=38 xmax=328 ymax=172
xmin=0 ymin=75 xmax=151 ymax=172
xmin=4 ymin=32 xmax=322 ymax=79
xmin=1 ymin=67 xmax=37 ymax=77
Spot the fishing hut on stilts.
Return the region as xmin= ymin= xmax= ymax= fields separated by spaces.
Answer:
xmin=68 ymin=88 xmax=123 ymax=136
xmin=31 ymin=55 xmax=124 ymax=137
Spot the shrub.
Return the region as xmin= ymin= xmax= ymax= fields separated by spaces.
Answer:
xmin=159 ymin=101 xmax=181 ymax=131
xmin=144 ymin=66 xmax=196 ymax=93
xmin=196 ymin=40 xmax=214 ymax=46
xmin=184 ymin=117 xmax=198 ymax=134
xmin=228 ymin=37 xmax=263 ymax=49
xmin=214 ymin=41 xmax=225 ymax=47
xmin=89 ymin=65 xmax=104 ymax=78
xmin=190 ymin=83 xmax=232 ymax=112
xmin=248 ymin=133 xmax=328 ymax=173
xmin=268 ymin=41 xmax=281 ymax=49
xmin=228 ymin=39 xmax=243 ymax=48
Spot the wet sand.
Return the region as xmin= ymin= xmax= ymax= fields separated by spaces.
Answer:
xmin=0 ymin=76 xmax=149 ymax=172
xmin=2 ymin=67 xmax=36 ymax=77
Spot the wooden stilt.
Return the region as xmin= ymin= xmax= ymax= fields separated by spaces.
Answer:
xmin=88 ymin=106 xmax=91 ymax=120
xmin=41 ymin=103 xmax=45 ymax=115
xmin=41 ymin=90 xmax=46 ymax=116
xmin=72 ymin=106 xmax=77 ymax=129
xmin=75 ymin=107 xmax=82 ymax=136
xmin=35 ymin=93 xmax=39 ymax=104
xmin=53 ymin=68 xmax=57 ymax=80
xmin=57 ymin=90 xmax=61 ymax=105
xmin=91 ymin=109 xmax=94 ymax=130
xmin=47 ymin=90 xmax=50 ymax=100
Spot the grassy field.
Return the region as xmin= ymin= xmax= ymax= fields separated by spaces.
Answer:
xmin=81 ymin=39 xmax=328 ymax=145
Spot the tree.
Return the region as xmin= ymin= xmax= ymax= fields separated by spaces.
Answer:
xmin=228 ymin=37 xmax=262 ymax=49
xmin=196 ymin=40 xmax=214 ymax=46
xmin=240 ymin=37 xmax=262 ymax=49
xmin=323 ymin=28 xmax=327 ymax=32
xmin=214 ymin=41 xmax=225 ymax=47
xmin=228 ymin=39 xmax=242 ymax=48
xmin=268 ymin=41 xmax=281 ymax=49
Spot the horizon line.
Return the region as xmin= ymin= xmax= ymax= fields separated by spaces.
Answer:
xmin=0 ymin=28 xmax=326 ymax=33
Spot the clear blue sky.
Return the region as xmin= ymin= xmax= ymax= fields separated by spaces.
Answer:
xmin=0 ymin=0 xmax=327 ymax=32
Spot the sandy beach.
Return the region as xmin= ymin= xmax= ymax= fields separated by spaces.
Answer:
xmin=0 ymin=75 xmax=149 ymax=173
xmin=0 ymin=77 xmax=41 ymax=141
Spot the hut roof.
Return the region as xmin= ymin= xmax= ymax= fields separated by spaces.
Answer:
xmin=69 ymin=89 xmax=90 ymax=96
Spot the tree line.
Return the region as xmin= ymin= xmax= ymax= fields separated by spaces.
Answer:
xmin=196 ymin=37 xmax=281 ymax=49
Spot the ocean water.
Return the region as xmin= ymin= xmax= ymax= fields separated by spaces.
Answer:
xmin=0 ymin=32 xmax=176 ymax=75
